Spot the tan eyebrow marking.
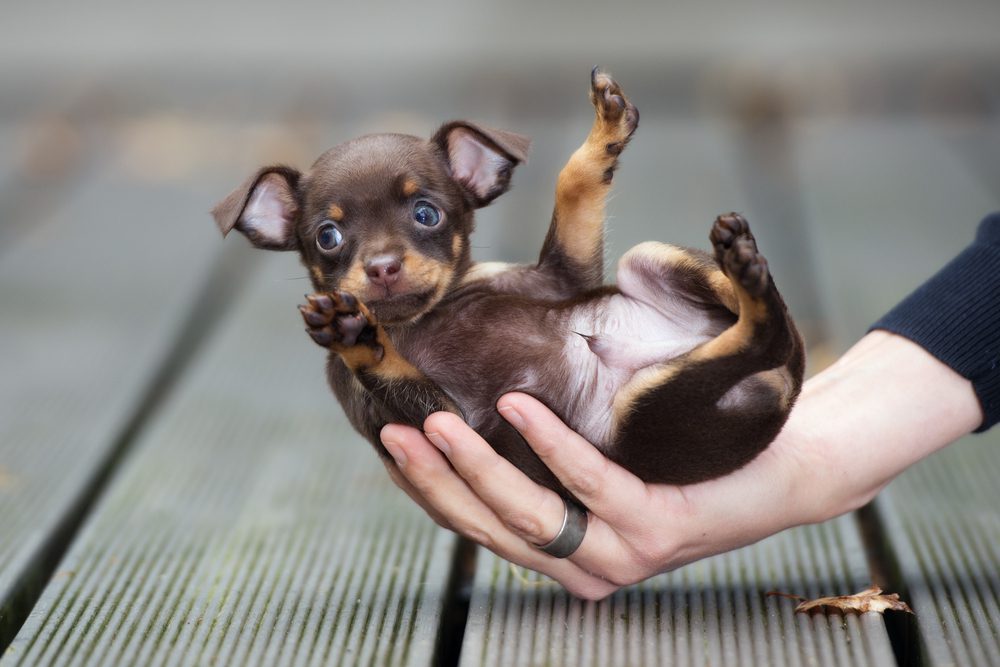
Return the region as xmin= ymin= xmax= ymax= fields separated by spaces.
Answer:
xmin=401 ymin=179 xmax=420 ymax=197
xmin=327 ymin=204 xmax=344 ymax=221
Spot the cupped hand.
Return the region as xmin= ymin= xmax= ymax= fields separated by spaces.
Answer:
xmin=379 ymin=393 xmax=819 ymax=600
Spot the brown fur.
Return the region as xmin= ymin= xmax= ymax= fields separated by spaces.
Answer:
xmin=212 ymin=69 xmax=804 ymax=503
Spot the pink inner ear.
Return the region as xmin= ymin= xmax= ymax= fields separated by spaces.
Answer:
xmin=448 ymin=128 xmax=508 ymax=200
xmin=240 ymin=174 xmax=294 ymax=244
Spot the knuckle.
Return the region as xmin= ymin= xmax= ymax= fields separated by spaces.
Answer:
xmin=461 ymin=465 xmax=487 ymax=487
xmin=601 ymin=567 xmax=638 ymax=589
xmin=459 ymin=449 xmax=502 ymax=486
xmin=429 ymin=514 xmax=453 ymax=531
xmin=569 ymin=580 xmax=618 ymax=601
xmin=461 ymin=525 xmax=497 ymax=552
xmin=507 ymin=512 xmax=545 ymax=541
xmin=628 ymin=535 xmax=678 ymax=574
xmin=567 ymin=463 xmax=606 ymax=498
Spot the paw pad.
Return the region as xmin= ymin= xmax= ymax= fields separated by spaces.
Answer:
xmin=711 ymin=213 xmax=769 ymax=297
xmin=299 ymin=291 xmax=375 ymax=349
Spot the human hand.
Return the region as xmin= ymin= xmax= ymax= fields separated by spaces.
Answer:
xmin=379 ymin=332 xmax=982 ymax=599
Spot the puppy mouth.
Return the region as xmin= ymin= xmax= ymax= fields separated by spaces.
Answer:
xmin=365 ymin=289 xmax=438 ymax=323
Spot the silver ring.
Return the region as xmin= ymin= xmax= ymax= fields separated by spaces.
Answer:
xmin=535 ymin=499 xmax=588 ymax=558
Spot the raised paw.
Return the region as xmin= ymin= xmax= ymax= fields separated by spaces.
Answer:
xmin=711 ymin=213 xmax=770 ymax=297
xmin=590 ymin=67 xmax=639 ymax=159
xmin=299 ymin=292 xmax=379 ymax=351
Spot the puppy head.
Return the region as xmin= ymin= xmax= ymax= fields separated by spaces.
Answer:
xmin=212 ymin=122 xmax=529 ymax=325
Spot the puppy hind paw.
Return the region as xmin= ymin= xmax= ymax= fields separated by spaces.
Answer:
xmin=711 ymin=213 xmax=770 ymax=298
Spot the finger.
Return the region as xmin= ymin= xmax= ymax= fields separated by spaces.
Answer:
xmin=421 ymin=412 xmax=565 ymax=544
xmin=381 ymin=423 xmax=619 ymax=599
xmin=379 ymin=449 xmax=453 ymax=530
xmin=497 ymin=393 xmax=651 ymax=529
xmin=423 ymin=412 xmax=636 ymax=580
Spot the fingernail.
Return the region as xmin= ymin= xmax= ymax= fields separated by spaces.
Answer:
xmin=498 ymin=404 xmax=525 ymax=431
xmin=424 ymin=430 xmax=451 ymax=456
xmin=381 ymin=437 xmax=408 ymax=467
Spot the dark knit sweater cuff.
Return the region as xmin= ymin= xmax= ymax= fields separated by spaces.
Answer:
xmin=871 ymin=212 xmax=1000 ymax=433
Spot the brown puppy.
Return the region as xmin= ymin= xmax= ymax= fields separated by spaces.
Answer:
xmin=212 ymin=70 xmax=804 ymax=502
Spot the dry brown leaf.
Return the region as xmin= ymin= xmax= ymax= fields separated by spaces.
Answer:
xmin=767 ymin=586 xmax=914 ymax=615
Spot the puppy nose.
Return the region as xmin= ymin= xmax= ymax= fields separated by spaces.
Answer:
xmin=364 ymin=254 xmax=403 ymax=288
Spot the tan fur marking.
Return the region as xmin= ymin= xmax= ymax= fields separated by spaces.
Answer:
xmin=371 ymin=347 xmax=424 ymax=380
xmin=328 ymin=204 xmax=344 ymax=221
xmin=337 ymin=336 xmax=420 ymax=380
xmin=708 ymin=269 xmax=739 ymax=313
xmin=451 ymin=234 xmax=463 ymax=258
xmin=630 ymin=243 xmax=704 ymax=274
xmin=336 ymin=344 xmax=382 ymax=370
xmin=399 ymin=254 xmax=453 ymax=323
xmin=460 ymin=261 xmax=516 ymax=285
xmin=339 ymin=261 xmax=369 ymax=295
xmin=401 ymin=179 xmax=420 ymax=197
xmin=334 ymin=304 xmax=422 ymax=379
xmin=402 ymin=255 xmax=446 ymax=292
xmin=618 ymin=242 xmax=687 ymax=275
xmin=338 ymin=252 xmax=453 ymax=323
xmin=690 ymin=288 xmax=769 ymax=361
xmin=311 ymin=265 xmax=326 ymax=286
xmin=612 ymin=363 xmax=682 ymax=431
xmin=550 ymin=81 xmax=635 ymax=266
xmin=553 ymin=144 xmax=610 ymax=264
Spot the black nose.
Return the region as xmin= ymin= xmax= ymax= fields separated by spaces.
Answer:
xmin=364 ymin=255 xmax=403 ymax=288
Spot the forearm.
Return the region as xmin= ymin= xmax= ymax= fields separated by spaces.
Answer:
xmin=786 ymin=330 xmax=983 ymax=524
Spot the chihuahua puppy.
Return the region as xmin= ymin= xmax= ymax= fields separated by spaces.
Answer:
xmin=212 ymin=70 xmax=804 ymax=500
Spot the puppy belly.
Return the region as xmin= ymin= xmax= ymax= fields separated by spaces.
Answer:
xmin=557 ymin=294 xmax=715 ymax=448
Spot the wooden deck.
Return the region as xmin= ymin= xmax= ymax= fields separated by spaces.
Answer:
xmin=1 ymin=57 xmax=999 ymax=666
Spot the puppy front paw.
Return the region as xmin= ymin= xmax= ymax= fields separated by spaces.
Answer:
xmin=299 ymin=292 xmax=379 ymax=353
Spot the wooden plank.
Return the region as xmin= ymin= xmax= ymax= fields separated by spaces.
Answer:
xmin=794 ymin=118 xmax=1000 ymax=666
xmin=0 ymin=85 xmax=115 ymax=252
xmin=0 ymin=161 xmax=225 ymax=647
xmin=455 ymin=115 xmax=896 ymax=666
xmin=2 ymin=254 xmax=458 ymax=666
xmin=463 ymin=519 xmax=894 ymax=667
xmin=876 ymin=433 xmax=1000 ymax=667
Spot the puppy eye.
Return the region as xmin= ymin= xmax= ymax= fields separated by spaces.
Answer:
xmin=316 ymin=222 xmax=343 ymax=251
xmin=412 ymin=201 xmax=442 ymax=227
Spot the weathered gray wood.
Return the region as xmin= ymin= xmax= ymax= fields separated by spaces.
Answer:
xmin=876 ymin=433 xmax=1000 ymax=667
xmin=2 ymin=254 xmax=457 ymax=666
xmin=462 ymin=519 xmax=895 ymax=667
xmin=0 ymin=162 xmax=224 ymax=644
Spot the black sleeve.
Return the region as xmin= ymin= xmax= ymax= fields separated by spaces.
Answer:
xmin=870 ymin=212 xmax=1000 ymax=433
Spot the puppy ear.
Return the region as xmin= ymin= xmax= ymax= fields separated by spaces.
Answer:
xmin=433 ymin=122 xmax=531 ymax=207
xmin=211 ymin=166 xmax=301 ymax=251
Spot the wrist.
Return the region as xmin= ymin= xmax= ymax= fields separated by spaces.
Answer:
xmin=788 ymin=331 xmax=981 ymax=524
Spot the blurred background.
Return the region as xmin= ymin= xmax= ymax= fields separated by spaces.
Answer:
xmin=2 ymin=0 xmax=999 ymax=357
xmin=2 ymin=3 xmax=999 ymax=658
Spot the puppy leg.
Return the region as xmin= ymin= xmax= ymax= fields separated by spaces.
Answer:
xmin=538 ymin=69 xmax=639 ymax=289
xmin=609 ymin=214 xmax=804 ymax=484
xmin=300 ymin=292 xmax=460 ymax=427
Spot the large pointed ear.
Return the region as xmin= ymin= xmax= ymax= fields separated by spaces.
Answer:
xmin=432 ymin=121 xmax=530 ymax=207
xmin=211 ymin=166 xmax=301 ymax=251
